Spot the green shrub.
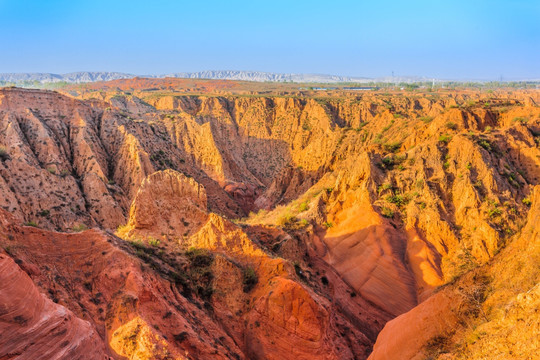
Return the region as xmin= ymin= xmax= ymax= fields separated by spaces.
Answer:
xmin=323 ymin=221 xmax=334 ymax=228
xmin=446 ymin=122 xmax=457 ymax=130
xmin=381 ymin=157 xmax=394 ymax=167
xmin=439 ymin=134 xmax=452 ymax=144
xmin=46 ymin=167 xmax=56 ymax=174
xmin=478 ymin=140 xmax=492 ymax=151
xmin=383 ymin=142 xmax=402 ymax=153
xmin=298 ymin=202 xmax=309 ymax=212
xmin=276 ymin=213 xmax=296 ymax=227
xmin=72 ymin=224 xmax=88 ymax=232
xmin=148 ymin=237 xmax=160 ymax=247
xmin=512 ymin=116 xmax=528 ymax=124
xmin=242 ymin=267 xmax=258 ymax=292
xmin=378 ymin=183 xmax=393 ymax=194
xmin=386 ymin=194 xmax=410 ymax=207
xmin=24 ymin=221 xmax=39 ymax=227
xmin=355 ymin=122 xmax=368 ymax=131
xmin=129 ymin=239 xmax=146 ymax=251
xmin=38 ymin=210 xmax=50 ymax=217
xmin=488 ymin=207 xmax=502 ymax=218
xmin=0 ymin=146 xmax=9 ymax=161
xmin=419 ymin=116 xmax=433 ymax=123
xmin=522 ymin=197 xmax=532 ymax=206
xmin=186 ymin=248 xmax=213 ymax=268
xmin=381 ymin=207 xmax=394 ymax=218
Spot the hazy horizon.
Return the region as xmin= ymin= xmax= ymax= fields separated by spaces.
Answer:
xmin=1 ymin=0 xmax=538 ymax=80
xmin=1 ymin=70 xmax=539 ymax=83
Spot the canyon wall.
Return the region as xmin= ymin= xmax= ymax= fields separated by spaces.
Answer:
xmin=0 ymin=86 xmax=538 ymax=359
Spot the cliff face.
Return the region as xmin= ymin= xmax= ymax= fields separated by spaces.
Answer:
xmin=0 ymin=85 xmax=539 ymax=359
xmin=369 ymin=186 xmax=540 ymax=360
xmin=0 ymin=252 xmax=107 ymax=360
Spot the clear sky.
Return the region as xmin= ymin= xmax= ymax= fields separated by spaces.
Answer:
xmin=0 ymin=0 xmax=538 ymax=80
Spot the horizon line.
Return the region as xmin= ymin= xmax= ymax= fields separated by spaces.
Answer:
xmin=0 ymin=70 xmax=539 ymax=84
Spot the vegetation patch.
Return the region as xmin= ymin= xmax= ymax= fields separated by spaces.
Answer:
xmin=423 ymin=333 xmax=454 ymax=359
xmin=478 ymin=139 xmax=492 ymax=152
xmin=24 ymin=221 xmax=39 ymax=227
xmin=185 ymin=248 xmax=214 ymax=301
xmin=383 ymin=141 xmax=402 ymax=153
xmin=276 ymin=212 xmax=296 ymax=227
xmin=38 ymin=209 xmax=50 ymax=217
xmin=438 ymin=134 xmax=452 ymax=144
xmin=148 ymin=237 xmax=160 ymax=247
xmin=0 ymin=146 xmax=10 ymax=161
xmin=381 ymin=207 xmax=394 ymax=218
xmin=386 ymin=194 xmax=410 ymax=207
xmin=72 ymin=224 xmax=88 ymax=232
xmin=445 ymin=121 xmax=458 ymax=130
xmin=242 ymin=266 xmax=258 ymax=292
xmin=512 ymin=116 xmax=528 ymax=124
xmin=150 ymin=150 xmax=174 ymax=169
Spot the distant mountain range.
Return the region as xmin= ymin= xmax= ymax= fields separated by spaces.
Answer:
xmin=162 ymin=70 xmax=375 ymax=83
xmin=0 ymin=70 xmax=438 ymax=84
xmin=0 ymin=72 xmax=135 ymax=83
xmin=1 ymin=71 xmax=537 ymax=84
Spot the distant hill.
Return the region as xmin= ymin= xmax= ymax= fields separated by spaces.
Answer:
xmin=0 ymin=70 xmax=437 ymax=84
xmin=163 ymin=70 xmax=373 ymax=83
xmin=5 ymin=70 xmax=535 ymax=84
xmin=0 ymin=72 xmax=136 ymax=83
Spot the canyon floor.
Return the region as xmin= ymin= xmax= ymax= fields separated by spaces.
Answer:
xmin=0 ymin=81 xmax=539 ymax=360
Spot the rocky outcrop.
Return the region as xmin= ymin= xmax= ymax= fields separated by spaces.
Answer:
xmin=0 ymin=88 xmax=243 ymax=233
xmin=186 ymin=214 xmax=376 ymax=360
xmin=0 ymin=253 xmax=107 ymax=360
xmin=369 ymin=186 xmax=540 ymax=360
xmin=120 ymin=169 xmax=208 ymax=241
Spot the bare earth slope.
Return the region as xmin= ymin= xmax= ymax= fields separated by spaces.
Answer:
xmin=0 ymin=84 xmax=539 ymax=359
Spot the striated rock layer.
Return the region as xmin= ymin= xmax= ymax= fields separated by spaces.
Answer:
xmin=369 ymin=186 xmax=540 ymax=360
xmin=0 ymin=253 xmax=107 ymax=360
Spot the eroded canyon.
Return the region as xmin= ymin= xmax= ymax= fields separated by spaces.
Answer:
xmin=0 ymin=82 xmax=539 ymax=359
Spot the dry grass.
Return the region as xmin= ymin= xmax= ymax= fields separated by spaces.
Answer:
xmin=242 ymin=183 xmax=328 ymax=227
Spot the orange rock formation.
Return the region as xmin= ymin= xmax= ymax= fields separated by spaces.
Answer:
xmin=0 ymin=83 xmax=538 ymax=359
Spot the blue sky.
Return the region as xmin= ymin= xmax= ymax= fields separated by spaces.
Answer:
xmin=0 ymin=0 xmax=538 ymax=79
